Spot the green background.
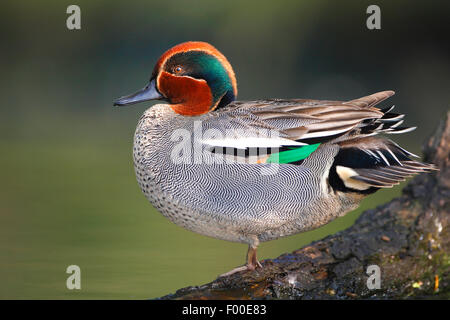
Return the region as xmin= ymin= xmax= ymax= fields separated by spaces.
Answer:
xmin=1 ymin=0 xmax=449 ymax=299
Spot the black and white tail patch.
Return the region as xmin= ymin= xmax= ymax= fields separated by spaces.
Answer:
xmin=329 ymin=140 xmax=436 ymax=194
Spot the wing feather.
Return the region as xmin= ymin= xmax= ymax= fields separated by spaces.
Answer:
xmin=203 ymin=90 xmax=421 ymax=166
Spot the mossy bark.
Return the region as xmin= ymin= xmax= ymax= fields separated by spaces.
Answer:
xmin=159 ymin=112 xmax=450 ymax=300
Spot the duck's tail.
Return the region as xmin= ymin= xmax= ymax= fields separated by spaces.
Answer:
xmin=329 ymin=137 xmax=436 ymax=194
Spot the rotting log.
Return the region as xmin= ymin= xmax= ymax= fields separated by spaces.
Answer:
xmin=159 ymin=112 xmax=450 ymax=300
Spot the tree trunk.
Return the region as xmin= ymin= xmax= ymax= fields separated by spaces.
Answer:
xmin=159 ymin=112 xmax=450 ymax=300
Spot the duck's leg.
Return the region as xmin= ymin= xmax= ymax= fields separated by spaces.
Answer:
xmin=246 ymin=245 xmax=263 ymax=270
xmin=219 ymin=244 xmax=262 ymax=277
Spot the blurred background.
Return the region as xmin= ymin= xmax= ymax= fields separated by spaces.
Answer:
xmin=0 ymin=0 xmax=449 ymax=299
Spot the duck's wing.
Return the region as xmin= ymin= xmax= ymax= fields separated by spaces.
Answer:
xmin=205 ymin=91 xmax=409 ymax=151
xmin=233 ymin=90 xmax=414 ymax=143
xmin=203 ymin=90 xmax=436 ymax=190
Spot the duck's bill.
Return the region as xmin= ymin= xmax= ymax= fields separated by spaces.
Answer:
xmin=114 ymin=79 xmax=164 ymax=106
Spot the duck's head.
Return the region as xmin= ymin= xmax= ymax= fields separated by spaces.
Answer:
xmin=114 ymin=41 xmax=237 ymax=116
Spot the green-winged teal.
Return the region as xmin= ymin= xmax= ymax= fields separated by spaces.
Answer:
xmin=114 ymin=41 xmax=434 ymax=276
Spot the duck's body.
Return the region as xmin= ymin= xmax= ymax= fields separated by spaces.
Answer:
xmin=115 ymin=41 xmax=434 ymax=275
xmin=134 ymin=102 xmax=343 ymax=246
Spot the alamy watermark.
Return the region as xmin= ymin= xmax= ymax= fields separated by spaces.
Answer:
xmin=366 ymin=5 xmax=381 ymax=30
xmin=66 ymin=5 xmax=81 ymax=30
xmin=168 ymin=121 xmax=283 ymax=175
xmin=66 ymin=265 xmax=81 ymax=290
xmin=366 ymin=264 xmax=381 ymax=289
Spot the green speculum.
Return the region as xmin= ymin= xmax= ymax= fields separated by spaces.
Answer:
xmin=266 ymin=143 xmax=321 ymax=164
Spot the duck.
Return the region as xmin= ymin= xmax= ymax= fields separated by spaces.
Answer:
xmin=114 ymin=41 xmax=435 ymax=276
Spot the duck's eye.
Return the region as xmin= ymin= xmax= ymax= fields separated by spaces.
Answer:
xmin=174 ymin=66 xmax=183 ymax=74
